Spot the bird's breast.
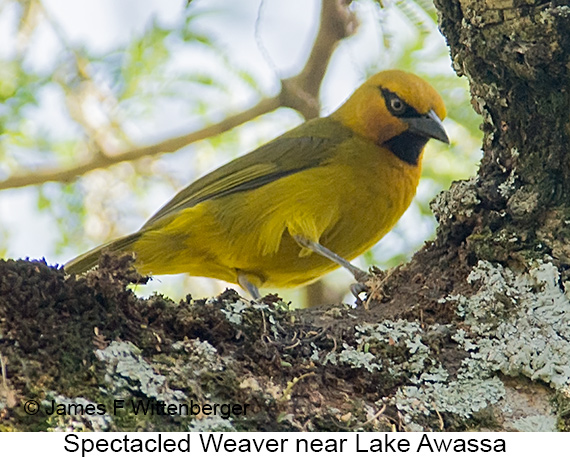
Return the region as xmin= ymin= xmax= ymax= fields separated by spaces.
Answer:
xmin=319 ymin=140 xmax=422 ymax=259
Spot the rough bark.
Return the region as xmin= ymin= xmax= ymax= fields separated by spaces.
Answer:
xmin=2 ymin=0 xmax=570 ymax=432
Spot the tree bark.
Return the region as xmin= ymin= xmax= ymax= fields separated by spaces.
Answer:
xmin=434 ymin=0 xmax=570 ymax=271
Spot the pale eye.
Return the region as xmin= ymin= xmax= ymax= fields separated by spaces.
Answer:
xmin=390 ymin=97 xmax=404 ymax=113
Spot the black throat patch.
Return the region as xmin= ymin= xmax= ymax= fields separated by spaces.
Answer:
xmin=383 ymin=131 xmax=429 ymax=166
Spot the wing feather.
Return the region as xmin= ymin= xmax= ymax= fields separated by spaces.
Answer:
xmin=142 ymin=118 xmax=352 ymax=228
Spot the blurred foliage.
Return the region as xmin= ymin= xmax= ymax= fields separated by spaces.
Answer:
xmin=0 ymin=0 xmax=482 ymax=302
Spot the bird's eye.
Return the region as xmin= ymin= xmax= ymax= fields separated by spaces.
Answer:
xmin=390 ymin=97 xmax=405 ymax=113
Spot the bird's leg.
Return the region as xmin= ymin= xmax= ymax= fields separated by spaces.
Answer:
xmin=293 ymin=236 xmax=370 ymax=282
xmin=237 ymin=273 xmax=261 ymax=300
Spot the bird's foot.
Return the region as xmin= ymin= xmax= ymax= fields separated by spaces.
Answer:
xmin=349 ymin=268 xmax=374 ymax=309
xmin=351 ymin=267 xmax=394 ymax=310
xmin=350 ymin=281 xmax=371 ymax=308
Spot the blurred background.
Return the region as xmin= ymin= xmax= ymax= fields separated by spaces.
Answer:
xmin=0 ymin=0 xmax=482 ymax=305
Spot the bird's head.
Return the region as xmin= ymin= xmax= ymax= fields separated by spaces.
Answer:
xmin=331 ymin=70 xmax=449 ymax=165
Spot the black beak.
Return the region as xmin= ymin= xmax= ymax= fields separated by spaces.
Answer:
xmin=406 ymin=110 xmax=450 ymax=144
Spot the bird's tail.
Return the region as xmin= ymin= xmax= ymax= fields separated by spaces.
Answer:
xmin=65 ymin=232 xmax=142 ymax=274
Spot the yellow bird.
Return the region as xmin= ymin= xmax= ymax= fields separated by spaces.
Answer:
xmin=66 ymin=70 xmax=449 ymax=298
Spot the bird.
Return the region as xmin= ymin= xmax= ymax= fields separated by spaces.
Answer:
xmin=66 ymin=70 xmax=449 ymax=299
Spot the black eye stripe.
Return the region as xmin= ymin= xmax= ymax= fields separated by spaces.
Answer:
xmin=380 ymin=88 xmax=421 ymax=118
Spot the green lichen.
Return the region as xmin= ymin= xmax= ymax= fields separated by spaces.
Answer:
xmin=45 ymin=394 xmax=113 ymax=432
xmin=220 ymin=298 xmax=290 ymax=341
xmin=171 ymin=338 xmax=224 ymax=375
xmin=434 ymin=260 xmax=570 ymax=430
xmin=511 ymin=415 xmax=558 ymax=432
xmin=95 ymin=341 xmax=186 ymax=404
xmin=323 ymin=343 xmax=382 ymax=372
xmin=187 ymin=416 xmax=236 ymax=432
xmin=320 ymin=320 xmax=433 ymax=375
xmin=390 ymin=342 xmax=505 ymax=429
xmin=349 ymin=320 xmax=507 ymax=430
xmin=431 ymin=178 xmax=481 ymax=224
xmin=453 ymin=261 xmax=570 ymax=389
xmin=395 ymin=372 xmax=505 ymax=422
xmin=355 ymin=321 xmax=434 ymax=377
xmin=220 ymin=299 xmax=250 ymax=325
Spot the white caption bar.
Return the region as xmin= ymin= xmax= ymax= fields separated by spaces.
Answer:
xmin=0 ymin=431 xmax=562 ymax=456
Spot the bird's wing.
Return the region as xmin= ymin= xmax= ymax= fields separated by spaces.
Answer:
xmin=141 ymin=118 xmax=352 ymax=229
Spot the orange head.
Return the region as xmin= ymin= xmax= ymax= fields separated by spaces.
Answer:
xmin=331 ymin=70 xmax=449 ymax=162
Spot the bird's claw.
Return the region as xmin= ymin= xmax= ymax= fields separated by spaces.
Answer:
xmin=350 ymin=278 xmax=371 ymax=308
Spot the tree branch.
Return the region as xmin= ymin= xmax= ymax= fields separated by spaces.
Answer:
xmin=0 ymin=0 xmax=358 ymax=191
xmin=0 ymin=97 xmax=280 ymax=190
xmin=281 ymin=0 xmax=358 ymax=119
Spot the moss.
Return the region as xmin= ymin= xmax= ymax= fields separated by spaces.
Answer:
xmin=2 ymin=246 xmax=568 ymax=431
xmin=555 ymin=392 xmax=570 ymax=431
